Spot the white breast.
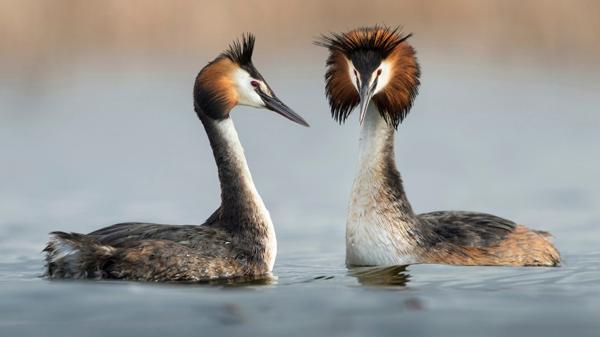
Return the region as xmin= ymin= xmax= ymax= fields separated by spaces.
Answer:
xmin=346 ymin=180 xmax=418 ymax=266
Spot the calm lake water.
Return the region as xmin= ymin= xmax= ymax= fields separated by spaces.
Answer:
xmin=1 ymin=53 xmax=600 ymax=336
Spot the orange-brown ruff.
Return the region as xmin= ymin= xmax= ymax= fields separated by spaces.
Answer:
xmin=317 ymin=26 xmax=560 ymax=267
xmin=316 ymin=27 xmax=419 ymax=127
xmin=44 ymin=34 xmax=308 ymax=282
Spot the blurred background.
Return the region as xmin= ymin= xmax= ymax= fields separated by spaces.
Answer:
xmin=3 ymin=0 xmax=600 ymax=71
xmin=1 ymin=0 xmax=599 ymax=261
xmin=2 ymin=2 xmax=600 ymax=337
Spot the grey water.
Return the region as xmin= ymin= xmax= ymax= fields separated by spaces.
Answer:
xmin=1 ymin=55 xmax=600 ymax=336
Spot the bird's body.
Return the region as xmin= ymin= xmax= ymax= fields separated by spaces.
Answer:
xmin=47 ymin=223 xmax=269 ymax=281
xmin=317 ymin=26 xmax=560 ymax=267
xmin=345 ymin=104 xmax=559 ymax=266
xmin=44 ymin=35 xmax=308 ymax=282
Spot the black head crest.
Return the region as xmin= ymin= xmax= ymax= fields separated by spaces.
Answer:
xmin=315 ymin=25 xmax=411 ymax=59
xmin=222 ymin=33 xmax=255 ymax=66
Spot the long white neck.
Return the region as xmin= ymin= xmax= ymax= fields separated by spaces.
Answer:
xmin=346 ymin=103 xmax=418 ymax=266
xmin=351 ymin=103 xmax=415 ymax=217
xmin=202 ymin=116 xmax=276 ymax=269
xmin=357 ymin=103 xmax=396 ymax=171
xmin=208 ymin=118 xmax=266 ymax=213
xmin=201 ymin=117 xmax=275 ymax=262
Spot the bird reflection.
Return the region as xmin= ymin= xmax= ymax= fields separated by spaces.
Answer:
xmin=348 ymin=265 xmax=410 ymax=286
xmin=202 ymin=273 xmax=277 ymax=287
xmin=166 ymin=273 xmax=276 ymax=287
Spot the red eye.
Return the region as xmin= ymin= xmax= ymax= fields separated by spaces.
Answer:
xmin=377 ymin=69 xmax=382 ymax=76
xmin=251 ymin=80 xmax=260 ymax=88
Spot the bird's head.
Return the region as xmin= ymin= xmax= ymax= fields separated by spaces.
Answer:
xmin=194 ymin=34 xmax=309 ymax=127
xmin=315 ymin=26 xmax=420 ymax=128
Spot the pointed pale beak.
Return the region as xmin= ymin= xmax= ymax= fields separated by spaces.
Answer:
xmin=358 ymin=81 xmax=376 ymax=126
xmin=259 ymin=91 xmax=310 ymax=127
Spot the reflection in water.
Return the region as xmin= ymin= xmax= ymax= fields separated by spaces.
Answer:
xmin=187 ymin=273 xmax=277 ymax=287
xmin=348 ymin=265 xmax=410 ymax=287
xmin=41 ymin=272 xmax=277 ymax=287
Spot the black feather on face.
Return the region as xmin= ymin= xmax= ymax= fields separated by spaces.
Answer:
xmin=315 ymin=26 xmax=421 ymax=128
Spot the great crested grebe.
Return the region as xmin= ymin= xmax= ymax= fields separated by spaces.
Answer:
xmin=316 ymin=26 xmax=560 ymax=267
xmin=44 ymin=34 xmax=309 ymax=282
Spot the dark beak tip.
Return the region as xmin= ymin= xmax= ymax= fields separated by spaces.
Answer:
xmin=262 ymin=94 xmax=309 ymax=128
xmin=293 ymin=114 xmax=310 ymax=127
xmin=289 ymin=115 xmax=310 ymax=127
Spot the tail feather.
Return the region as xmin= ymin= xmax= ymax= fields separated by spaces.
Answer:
xmin=527 ymin=227 xmax=560 ymax=266
xmin=44 ymin=231 xmax=116 ymax=279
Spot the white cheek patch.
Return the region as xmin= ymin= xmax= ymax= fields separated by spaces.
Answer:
xmin=259 ymin=82 xmax=272 ymax=96
xmin=373 ymin=61 xmax=392 ymax=94
xmin=347 ymin=59 xmax=359 ymax=92
xmin=233 ymin=68 xmax=264 ymax=108
xmin=347 ymin=59 xmax=392 ymax=95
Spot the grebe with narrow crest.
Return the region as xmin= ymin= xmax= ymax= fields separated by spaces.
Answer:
xmin=44 ymin=34 xmax=309 ymax=282
xmin=316 ymin=26 xmax=560 ymax=267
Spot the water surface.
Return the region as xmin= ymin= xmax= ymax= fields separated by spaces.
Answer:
xmin=1 ymin=56 xmax=599 ymax=336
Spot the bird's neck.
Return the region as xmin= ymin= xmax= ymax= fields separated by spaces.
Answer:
xmin=352 ymin=103 xmax=415 ymax=218
xmin=200 ymin=115 xmax=272 ymax=229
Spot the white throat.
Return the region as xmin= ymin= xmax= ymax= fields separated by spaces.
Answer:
xmin=358 ymin=103 xmax=392 ymax=169
xmin=213 ymin=118 xmax=262 ymax=200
